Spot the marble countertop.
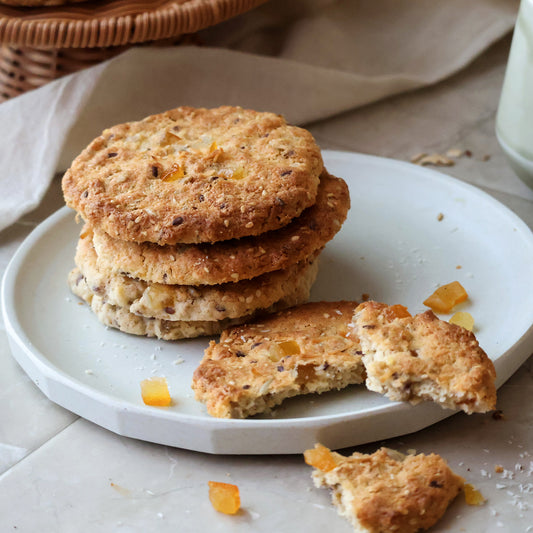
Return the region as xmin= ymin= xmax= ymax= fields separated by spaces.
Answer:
xmin=1 ymin=36 xmax=532 ymax=532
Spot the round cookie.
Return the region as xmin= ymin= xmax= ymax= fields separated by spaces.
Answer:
xmin=74 ymin=226 xmax=320 ymax=322
xmin=68 ymin=268 xmax=314 ymax=341
xmin=92 ymin=170 xmax=349 ymax=285
xmin=62 ymin=106 xmax=323 ymax=245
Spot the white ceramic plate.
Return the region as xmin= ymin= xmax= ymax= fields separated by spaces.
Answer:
xmin=3 ymin=150 xmax=533 ymax=454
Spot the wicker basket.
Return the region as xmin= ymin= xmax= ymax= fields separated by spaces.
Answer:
xmin=0 ymin=0 xmax=268 ymax=101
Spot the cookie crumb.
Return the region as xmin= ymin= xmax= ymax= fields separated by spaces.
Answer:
xmin=410 ymin=152 xmax=427 ymax=164
xmin=446 ymin=148 xmax=465 ymax=158
xmin=412 ymin=153 xmax=455 ymax=167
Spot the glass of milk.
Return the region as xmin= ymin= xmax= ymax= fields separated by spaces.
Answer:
xmin=496 ymin=0 xmax=533 ymax=190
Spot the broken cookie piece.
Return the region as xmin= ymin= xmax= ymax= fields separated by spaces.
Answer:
xmin=306 ymin=444 xmax=464 ymax=533
xmin=351 ymin=301 xmax=496 ymax=413
xmin=191 ymin=301 xmax=363 ymax=418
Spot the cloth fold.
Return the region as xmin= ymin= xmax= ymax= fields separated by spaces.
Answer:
xmin=0 ymin=0 xmax=518 ymax=232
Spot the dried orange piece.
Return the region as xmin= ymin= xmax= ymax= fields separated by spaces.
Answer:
xmin=278 ymin=340 xmax=301 ymax=356
xmin=268 ymin=340 xmax=301 ymax=362
xmin=208 ymin=481 xmax=241 ymax=514
xmin=383 ymin=304 xmax=411 ymax=320
xmin=231 ymin=166 xmax=246 ymax=180
xmin=161 ymin=163 xmax=185 ymax=182
xmin=464 ymin=483 xmax=485 ymax=505
xmin=423 ymin=281 xmax=468 ymax=313
xmin=304 ymin=443 xmax=338 ymax=472
xmin=140 ymin=377 xmax=172 ymax=406
xmin=449 ymin=311 xmax=474 ymax=331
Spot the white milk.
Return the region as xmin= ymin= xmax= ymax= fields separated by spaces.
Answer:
xmin=496 ymin=0 xmax=533 ymax=188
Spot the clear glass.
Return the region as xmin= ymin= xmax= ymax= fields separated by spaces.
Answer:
xmin=496 ymin=0 xmax=533 ymax=189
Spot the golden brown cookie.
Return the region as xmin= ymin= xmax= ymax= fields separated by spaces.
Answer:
xmin=192 ymin=301 xmax=363 ymax=418
xmin=62 ymin=106 xmax=323 ymax=245
xmin=351 ymin=301 xmax=497 ymax=413
xmin=306 ymin=444 xmax=464 ymax=533
xmin=91 ymin=170 xmax=349 ymax=285
xmin=68 ymin=268 xmax=312 ymax=340
xmin=74 ymin=226 xmax=320 ymax=322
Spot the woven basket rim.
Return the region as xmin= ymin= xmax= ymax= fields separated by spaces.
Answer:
xmin=0 ymin=0 xmax=268 ymax=48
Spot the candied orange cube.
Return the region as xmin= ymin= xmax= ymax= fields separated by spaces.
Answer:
xmin=464 ymin=483 xmax=485 ymax=505
xmin=304 ymin=443 xmax=338 ymax=472
xmin=423 ymin=281 xmax=468 ymax=313
xmin=162 ymin=163 xmax=185 ymax=182
xmin=231 ymin=166 xmax=246 ymax=180
xmin=383 ymin=304 xmax=411 ymax=320
xmin=278 ymin=340 xmax=301 ymax=356
xmin=140 ymin=377 xmax=172 ymax=406
xmin=208 ymin=481 xmax=241 ymax=514
xmin=449 ymin=311 xmax=474 ymax=331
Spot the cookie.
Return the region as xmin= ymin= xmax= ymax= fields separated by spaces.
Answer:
xmin=351 ymin=301 xmax=497 ymax=413
xmin=92 ymin=170 xmax=349 ymax=285
xmin=68 ymin=269 xmax=312 ymax=340
xmin=191 ymin=301 xmax=363 ymax=418
xmin=62 ymin=106 xmax=323 ymax=245
xmin=306 ymin=445 xmax=464 ymax=533
xmin=74 ymin=226 xmax=320 ymax=321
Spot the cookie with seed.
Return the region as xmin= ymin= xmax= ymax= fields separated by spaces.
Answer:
xmin=191 ymin=301 xmax=363 ymax=418
xmin=351 ymin=301 xmax=497 ymax=413
xmin=92 ymin=170 xmax=349 ymax=285
xmin=62 ymin=106 xmax=323 ymax=245
xmin=74 ymin=226 xmax=320 ymax=322
xmin=306 ymin=444 xmax=464 ymax=533
xmin=68 ymin=269 xmax=312 ymax=340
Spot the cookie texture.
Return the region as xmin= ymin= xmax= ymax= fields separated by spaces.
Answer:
xmin=351 ymin=301 xmax=497 ymax=413
xmin=74 ymin=226 xmax=320 ymax=321
xmin=307 ymin=445 xmax=464 ymax=533
xmin=62 ymin=106 xmax=323 ymax=245
xmin=192 ymin=301 xmax=363 ymax=418
xmin=68 ymin=269 xmax=311 ymax=340
xmin=92 ymin=170 xmax=349 ymax=285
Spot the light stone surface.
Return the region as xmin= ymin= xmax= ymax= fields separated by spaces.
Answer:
xmin=0 ymin=36 xmax=532 ymax=532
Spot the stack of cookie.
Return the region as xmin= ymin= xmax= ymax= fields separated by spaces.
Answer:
xmin=62 ymin=106 xmax=350 ymax=340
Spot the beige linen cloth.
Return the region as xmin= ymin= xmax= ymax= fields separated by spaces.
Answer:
xmin=0 ymin=0 xmax=518 ymax=231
